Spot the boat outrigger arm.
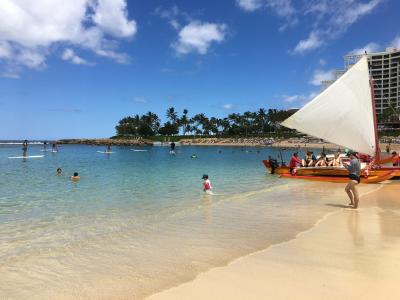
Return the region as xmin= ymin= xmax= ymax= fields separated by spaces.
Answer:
xmin=281 ymin=55 xmax=377 ymax=158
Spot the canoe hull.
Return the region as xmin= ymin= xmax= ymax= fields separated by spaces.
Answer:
xmin=262 ymin=160 xmax=400 ymax=181
xmin=280 ymin=171 xmax=395 ymax=184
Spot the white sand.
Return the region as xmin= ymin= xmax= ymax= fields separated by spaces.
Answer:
xmin=148 ymin=183 xmax=400 ymax=300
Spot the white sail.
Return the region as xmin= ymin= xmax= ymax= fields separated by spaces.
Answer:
xmin=281 ymin=56 xmax=376 ymax=156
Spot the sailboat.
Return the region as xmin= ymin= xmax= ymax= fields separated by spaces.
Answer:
xmin=263 ymin=56 xmax=398 ymax=183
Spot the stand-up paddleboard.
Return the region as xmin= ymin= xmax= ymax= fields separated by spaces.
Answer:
xmin=8 ymin=155 xmax=44 ymax=159
xmin=40 ymin=149 xmax=52 ymax=152
xmin=131 ymin=149 xmax=148 ymax=152
xmin=97 ymin=151 xmax=114 ymax=154
xmin=50 ymin=150 xmax=58 ymax=153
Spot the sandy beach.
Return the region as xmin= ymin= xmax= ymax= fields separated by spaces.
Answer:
xmin=149 ymin=182 xmax=400 ymax=300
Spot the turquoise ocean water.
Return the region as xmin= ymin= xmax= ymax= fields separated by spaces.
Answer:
xmin=0 ymin=144 xmax=363 ymax=299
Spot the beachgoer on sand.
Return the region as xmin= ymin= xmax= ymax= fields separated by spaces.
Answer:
xmin=202 ymin=174 xmax=212 ymax=192
xmin=344 ymin=152 xmax=360 ymax=209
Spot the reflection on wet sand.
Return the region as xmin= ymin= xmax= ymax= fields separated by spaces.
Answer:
xmin=347 ymin=210 xmax=364 ymax=246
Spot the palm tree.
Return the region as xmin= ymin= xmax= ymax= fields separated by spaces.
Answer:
xmin=166 ymin=107 xmax=178 ymax=124
xmin=179 ymin=109 xmax=190 ymax=135
xmin=256 ymin=108 xmax=267 ymax=134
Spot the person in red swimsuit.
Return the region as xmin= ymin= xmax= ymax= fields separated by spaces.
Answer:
xmin=289 ymin=152 xmax=302 ymax=175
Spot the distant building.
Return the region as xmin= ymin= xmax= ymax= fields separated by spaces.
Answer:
xmin=322 ymin=47 xmax=400 ymax=129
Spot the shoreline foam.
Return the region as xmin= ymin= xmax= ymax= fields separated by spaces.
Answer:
xmin=148 ymin=183 xmax=400 ymax=300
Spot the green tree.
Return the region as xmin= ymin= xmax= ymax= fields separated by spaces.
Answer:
xmin=158 ymin=121 xmax=179 ymax=136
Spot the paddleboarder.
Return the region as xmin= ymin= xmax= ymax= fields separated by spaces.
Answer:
xmin=344 ymin=152 xmax=361 ymax=209
xmin=22 ymin=140 xmax=28 ymax=156
xmin=170 ymin=142 xmax=176 ymax=155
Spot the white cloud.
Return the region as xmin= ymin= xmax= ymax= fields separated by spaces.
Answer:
xmin=155 ymin=5 xmax=183 ymax=30
xmin=173 ymin=21 xmax=227 ymax=55
xmin=292 ymin=0 xmax=383 ymax=54
xmin=349 ymin=42 xmax=381 ymax=55
xmin=390 ymin=36 xmax=400 ymax=49
xmin=62 ymin=48 xmax=91 ymax=65
xmin=236 ymin=0 xmax=297 ymax=30
xmin=223 ymin=103 xmax=233 ymax=109
xmin=236 ymin=0 xmax=262 ymax=11
xmin=0 ymin=0 xmax=136 ymax=77
xmin=134 ymin=96 xmax=147 ymax=103
xmin=318 ymin=58 xmax=326 ymax=66
xmin=0 ymin=41 xmax=12 ymax=58
xmin=309 ymin=69 xmax=335 ymax=86
xmin=293 ymin=31 xmax=323 ymax=54
xmin=92 ymin=0 xmax=136 ymax=38
xmin=280 ymin=91 xmax=318 ymax=107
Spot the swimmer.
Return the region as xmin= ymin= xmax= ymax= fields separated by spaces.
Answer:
xmin=70 ymin=172 xmax=80 ymax=181
xmin=202 ymin=174 xmax=212 ymax=192
xmin=191 ymin=154 xmax=197 ymax=158
xmin=56 ymin=167 xmax=62 ymax=176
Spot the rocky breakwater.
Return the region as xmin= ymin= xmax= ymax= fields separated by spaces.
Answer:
xmin=58 ymin=138 xmax=153 ymax=146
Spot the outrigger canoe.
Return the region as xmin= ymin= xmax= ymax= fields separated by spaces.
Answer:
xmin=263 ymin=159 xmax=400 ymax=178
xmin=280 ymin=171 xmax=395 ymax=184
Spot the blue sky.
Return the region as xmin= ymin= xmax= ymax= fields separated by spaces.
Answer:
xmin=0 ymin=0 xmax=399 ymax=139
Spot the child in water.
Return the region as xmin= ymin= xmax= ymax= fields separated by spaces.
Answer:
xmin=56 ymin=168 xmax=62 ymax=176
xmin=202 ymin=174 xmax=212 ymax=192
xmin=70 ymin=172 xmax=80 ymax=181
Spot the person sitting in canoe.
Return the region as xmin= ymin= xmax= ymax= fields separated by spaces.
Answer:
xmin=328 ymin=152 xmax=342 ymax=166
xmin=303 ymin=151 xmax=316 ymax=167
xmin=268 ymin=156 xmax=279 ymax=174
xmin=289 ymin=152 xmax=302 ymax=174
xmin=314 ymin=152 xmax=328 ymax=167
xmin=391 ymin=151 xmax=400 ymax=166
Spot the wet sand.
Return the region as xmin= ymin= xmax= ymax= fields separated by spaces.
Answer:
xmin=148 ymin=183 xmax=400 ymax=300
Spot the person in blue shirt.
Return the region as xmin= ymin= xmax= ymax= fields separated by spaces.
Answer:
xmin=344 ymin=152 xmax=361 ymax=209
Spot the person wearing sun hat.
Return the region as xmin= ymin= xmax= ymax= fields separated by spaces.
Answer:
xmin=343 ymin=151 xmax=361 ymax=209
xmin=202 ymin=174 xmax=212 ymax=192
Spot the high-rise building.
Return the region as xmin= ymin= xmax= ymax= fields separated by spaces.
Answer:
xmin=322 ymin=47 xmax=400 ymax=129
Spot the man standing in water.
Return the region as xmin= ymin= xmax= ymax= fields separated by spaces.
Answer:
xmin=344 ymin=152 xmax=361 ymax=209
xmin=22 ymin=140 xmax=28 ymax=156
xmin=170 ymin=141 xmax=176 ymax=154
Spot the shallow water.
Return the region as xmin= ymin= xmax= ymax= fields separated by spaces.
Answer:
xmin=0 ymin=144 xmax=374 ymax=299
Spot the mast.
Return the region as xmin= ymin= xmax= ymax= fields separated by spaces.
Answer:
xmin=370 ymin=77 xmax=380 ymax=162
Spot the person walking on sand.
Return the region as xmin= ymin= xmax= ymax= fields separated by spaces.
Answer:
xmin=344 ymin=152 xmax=361 ymax=209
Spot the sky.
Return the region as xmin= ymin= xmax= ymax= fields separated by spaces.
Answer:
xmin=0 ymin=0 xmax=399 ymax=139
